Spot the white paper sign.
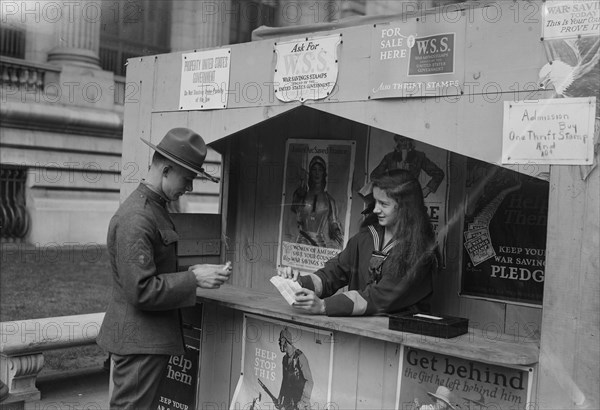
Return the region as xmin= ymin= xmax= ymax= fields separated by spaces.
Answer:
xmin=274 ymin=34 xmax=341 ymax=102
xmin=179 ymin=48 xmax=231 ymax=110
xmin=542 ymin=0 xmax=600 ymax=40
xmin=502 ymin=97 xmax=596 ymax=165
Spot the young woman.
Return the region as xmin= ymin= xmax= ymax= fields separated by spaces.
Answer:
xmin=280 ymin=169 xmax=438 ymax=316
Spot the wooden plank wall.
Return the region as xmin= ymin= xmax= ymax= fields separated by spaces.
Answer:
xmin=537 ymin=161 xmax=600 ymax=409
xmin=197 ymin=304 xmax=402 ymax=409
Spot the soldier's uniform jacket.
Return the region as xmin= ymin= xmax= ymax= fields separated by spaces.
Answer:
xmin=97 ymin=183 xmax=197 ymax=355
xmin=279 ymin=349 xmax=312 ymax=409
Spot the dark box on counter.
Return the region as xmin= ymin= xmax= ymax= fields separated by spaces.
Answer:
xmin=389 ymin=312 xmax=469 ymax=339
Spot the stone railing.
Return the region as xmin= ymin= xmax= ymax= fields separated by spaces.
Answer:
xmin=0 ymin=313 xmax=105 ymax=407
xmin=0 ymin=166 xmax=29 ymax=242
xmin=0 ymin=56 xmax=61 ymax=93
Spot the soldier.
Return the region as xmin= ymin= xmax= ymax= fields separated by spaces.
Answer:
xmin=277 ymin=327 xmax=314 ymax=410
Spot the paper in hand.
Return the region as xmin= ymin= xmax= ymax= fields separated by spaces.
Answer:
xmin=270 ymin=276 xmax=302 ymax=305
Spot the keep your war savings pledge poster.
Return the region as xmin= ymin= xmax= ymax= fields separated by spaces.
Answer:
xmin=400 ymin=347 xmax=532 ymax=409
xmin=461 ymin=158 xmax=549 ymax=305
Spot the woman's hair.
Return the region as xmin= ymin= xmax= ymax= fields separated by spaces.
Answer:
xmin=371 ymin=170 xmax=437 ymax=278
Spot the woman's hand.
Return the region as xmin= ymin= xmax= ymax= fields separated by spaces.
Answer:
xmin=293 ymin=289 xmax=326 ymax=315
xmin=277 ymin=266 xmax=300 ymax=281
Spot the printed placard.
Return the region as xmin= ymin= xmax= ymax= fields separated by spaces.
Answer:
xmin=369 ymin=18 xmax=465 ymax=99
xmin=274 ymin=34 xmax=341 ymax=102
xmin=179 ymin=48 xmax=231 ymax=110
xmin=399 ymin=347 xmax=532 ymax=410
xmin=461 ymin=159 xmax=548 ymax=305
xmin=542 ymin=0 xmax=600 ymax=40
xmin=408 ymin=33 xmax=455 ymax=76
xmin=277 ymin=139 xmax=355 ymax=272
xmin=464 ymin=228 xmax=496 ymax=266
xmin=230 ymin=315 xmax=334 ymax=410
xmin=502 ymin=97 xmax=596 ymax=165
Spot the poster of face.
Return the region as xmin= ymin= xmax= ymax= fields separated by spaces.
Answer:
xmin=277 ymin=139 xmax=355 ymax=272
xmin=230 ymin=315 xmax=334 ymax=410
xmin=461 ymin=158 xmax=549 ymax=305
xmin=364 ymin=129 xmax=449 ymax=261
xmin=399 ymin=347 xmax=532 ymax=410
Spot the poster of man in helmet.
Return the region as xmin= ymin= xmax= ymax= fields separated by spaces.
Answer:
xmin=230 ymin=315 xmax=333 ymax=410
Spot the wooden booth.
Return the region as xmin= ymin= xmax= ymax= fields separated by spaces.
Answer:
xmin=119 ymin=1 xmax=599 ymax=409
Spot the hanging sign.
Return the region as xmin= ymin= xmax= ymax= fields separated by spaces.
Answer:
xmin=542 ymin=0 xmax=600 ymax=40
xmin=273 ymin=34 xmax=341 ymax=102
xmin=502 ymin=97 xmax=596 ymax=165
xmin=179 ymin=48 xmax=231 ymax=110
xmin=369 ymin=18 xmax=465 ymax=99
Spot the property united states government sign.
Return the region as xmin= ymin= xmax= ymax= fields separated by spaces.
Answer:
xmin=274 ymin=34 xmax=341 ymax=102
xmin=179 ymin=48 xmax=231 ymax=110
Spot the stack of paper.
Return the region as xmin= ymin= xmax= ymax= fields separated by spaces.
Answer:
xmin=270 ymin=276 xmax=302 ymax=305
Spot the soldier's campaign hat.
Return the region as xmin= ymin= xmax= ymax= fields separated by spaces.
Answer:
xmin=427 ymin=386 xmax=457 ymax=410
xmin=141 ymin=128 xmax=219 ymax=182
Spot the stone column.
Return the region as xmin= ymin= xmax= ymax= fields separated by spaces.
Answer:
xmin=195 ymin=0 xmax=230 ymax=49
xmin=47 ymin=0 xmax=101 ymax=68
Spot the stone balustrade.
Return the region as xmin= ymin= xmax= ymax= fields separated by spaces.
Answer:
xmin=0 ymin=56 xmax=61 ymax=93
xmin=0 ymin=313 xmax=105 ymax=406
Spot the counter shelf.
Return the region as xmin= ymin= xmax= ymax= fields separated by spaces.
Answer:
xmin=196 ymin=285 xmax=539 ymax=367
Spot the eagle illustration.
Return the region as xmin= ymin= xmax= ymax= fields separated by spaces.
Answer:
xmin=538 ymin=36 xmax=600 ymax=116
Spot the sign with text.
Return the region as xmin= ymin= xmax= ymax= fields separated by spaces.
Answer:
xmin=230 ymin=315 xmax=333 ymax=410
xmin=542 ymin=0 xmax=600 ymax=40
xmin=369 ymin=18 xmax=465 ymax=99
xmin=502 ymin=97 xmax=596 ymax=165
xmin=277 ymin=139 xmax=355 ymax=272
xmin=399 ymin=347 xmax=532 ymax=409
xmin=179 ymin=48 xmax=231 ymax=110
xmin=274 ymin=34 xmax=341 ymax=102
xmin=153 ymin=349 xmax=199 ymax=410
xmin=461 ymin=159 xmax=548 ymax=305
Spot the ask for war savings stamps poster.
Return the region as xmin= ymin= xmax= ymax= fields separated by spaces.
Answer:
xmin=461 ymin=158 xmax=549 ymax=305
xmin=230 ymin=315 xmax=334 ymax=410
xmin=399 ymin=347 xmax=532 ymax=409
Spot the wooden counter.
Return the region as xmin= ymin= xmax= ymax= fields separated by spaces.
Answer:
xmin=196 ymin=285 xmax=539 ymax=366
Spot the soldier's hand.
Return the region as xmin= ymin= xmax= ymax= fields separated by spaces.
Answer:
xmin=190 ymin=262 xmax=232 ymax=289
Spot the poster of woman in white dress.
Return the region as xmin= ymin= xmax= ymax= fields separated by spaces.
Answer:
xmin=278 ymin=139 xmax=355 ymax=272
